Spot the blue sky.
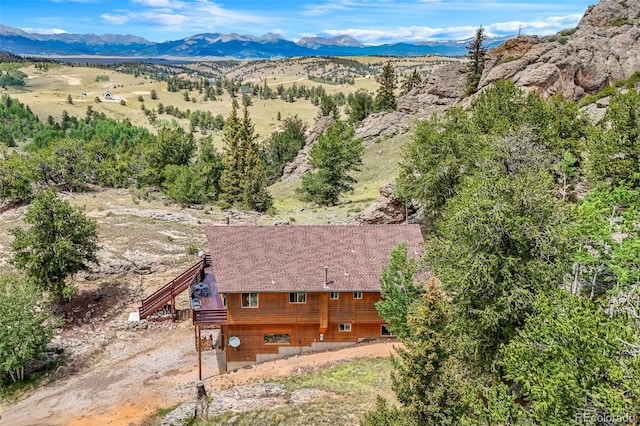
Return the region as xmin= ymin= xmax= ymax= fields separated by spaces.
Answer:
xmin=2 ymin=0 xmax=594 ymax=44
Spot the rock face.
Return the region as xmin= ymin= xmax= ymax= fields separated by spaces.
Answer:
xmin=480 ymin=0 xmax=640 ymax=100
xmin=356 ymin=183 xmax=406 ymax=224
xmin=282 ymin=115 xmax=334 ymax=181
xmin=397 ymin=62 xmax=467 ymax=114
xmin=354 ymin=111 xmax=411 ymax=141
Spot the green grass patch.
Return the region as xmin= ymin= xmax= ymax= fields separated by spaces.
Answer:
xmin=577 ymin=85 xmax=617 ymax=108
xmin=140 ymin=404 xmax=181 ymax=426
xmin=196 ymin=357 xmax=395 ymax=426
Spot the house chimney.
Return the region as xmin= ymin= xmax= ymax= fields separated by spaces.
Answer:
xmin=225 ymin=216 xmax=230 ymax=225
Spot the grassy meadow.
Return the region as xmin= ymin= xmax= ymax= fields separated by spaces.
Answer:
xmin=1 ymin=55 xmax=451 ymax=221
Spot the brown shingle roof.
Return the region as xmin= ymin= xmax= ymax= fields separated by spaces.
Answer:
xmin=204 ymin=224 xmax=424 ymax=293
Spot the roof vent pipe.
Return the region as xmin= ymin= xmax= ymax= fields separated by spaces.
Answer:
xmin=324 ymin=266 xmax=329 ymax=288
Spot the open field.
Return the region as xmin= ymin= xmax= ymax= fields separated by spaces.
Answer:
xmin=2 ymin=56 xmax=439 ymax=209
xmin=4 ymin=55 xmax=455 ymax=148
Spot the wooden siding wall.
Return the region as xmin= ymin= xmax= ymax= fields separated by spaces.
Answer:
xmin=224 ymin=292 xmax=387 ymax=363
xmin=226 ymin=292 xmax=382 ymax=325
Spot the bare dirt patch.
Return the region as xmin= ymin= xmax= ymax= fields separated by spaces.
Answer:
xmin=60 ymin=75 xmax=82 ymax=85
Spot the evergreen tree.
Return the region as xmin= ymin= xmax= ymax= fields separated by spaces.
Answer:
xmin=218 ymin=101 xmax=244 ymax=206
xmin=264 ymin=116 xmax=307 ymax=183
xmin=400 ymin=70 xmax=422 ymax=96
xmin=298 ymin=121 xmax=363 ymax=205
xmin=424 ymin=170 xmax=571 ymax=369
xmin=500 ymin=290 xmax=640 ymax=425
xmin=374 ymin=61 xmax=397 ymax=112
xmin=218 ymin=104 xmax=272 ymax=211
xmin=318 ymin=94 xmax=339 ymax=119
xmin=162 ymin=164 xmax=206 ymax=206
xmin=142 ymin=126 xmax=195 ymax=186
xmin=0 ymin=153 xmax=34 ymax=203
xmin=465 ymin=26 xmax=488 ymax=96
xmin=10 ymin=189 xmax=99 ymax=302
xmin=345 ymin=89 xmax=374 ymax=124
xmin=585 ymin=89 xmax=640 ymax=188
xmin=238 ymin=105 xmax=272 ymax=212
xmin=195 ymin=136 xmax=224 ymax=201
xmin=396 ymin=107 xmax=480 ymax=230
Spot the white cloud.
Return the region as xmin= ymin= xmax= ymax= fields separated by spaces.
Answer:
xmin=99 ymin=0 xmax=269 ymax=33
xmin=138 ymin=12 xmax=190 ymax=26
xmin=301 ymin=2 xmax=349 ymax=17
xmin=101 ymin=14 xmax=130 ymax=25
xmin=131 ymin=0 xmax=187 ymax=10
xmin=20 ymin=27 xmax=69 ymax=35
xmin=322 ymin=12 xmax=583 ymax=44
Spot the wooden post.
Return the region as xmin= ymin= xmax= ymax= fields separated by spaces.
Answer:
xmin=194 ymin=324 xmax=198 ymax=350
xmin=197 ymin=325 xmax=203 ymax=381
xmin=195 ymin=381 xmax=208 ymax=419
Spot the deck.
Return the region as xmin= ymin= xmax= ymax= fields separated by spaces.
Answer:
xmin=192 ymin=267 xmax=227 ymax=324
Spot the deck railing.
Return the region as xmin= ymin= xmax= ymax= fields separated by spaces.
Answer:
xmin=139 ymin=255 xmax=211 ymax=319
xmin=193 ymin=308 xmax=228 ymax=324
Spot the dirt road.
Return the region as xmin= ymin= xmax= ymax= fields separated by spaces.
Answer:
xmin=0 ymin=322 xmax=397 ymax=426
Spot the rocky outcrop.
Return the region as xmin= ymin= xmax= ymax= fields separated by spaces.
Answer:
xmin=355 ymin=183 xmax=406 ymax=224
xmin=163 ymin=383 xmax=336 ymax=425
xmin=480 ymin=0 xmax=640 ymax=100
xmin=398 ymin=62 xmax=467 ymax=114
xmin=282 ymin=115 xmax=334 ymax=181
xmin=354 ymin=111 xmax=411 ymax=141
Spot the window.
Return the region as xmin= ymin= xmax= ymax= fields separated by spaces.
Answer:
xmin=289 ymin=292 xmax=307 ymax=303
xmin=338 ymin=323 xmax=352 ymax=332
xmin=330 ymin=292 xmax=339 ymax=300
xmin=241 ymin=293 xmax=258 ymax=308
xmin=264 ymin=334 xmax=290 ymax=344
xmin=353 ymin=292 xmax=363 ymax=299
xmin=381 ymin=325 xmax=394 ymax=336
xmin=222 ymin=294 xmax=227 ymax=307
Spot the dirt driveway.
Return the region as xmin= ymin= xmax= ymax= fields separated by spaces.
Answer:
xmin=0 ymin=322 xmax=397 ymax=426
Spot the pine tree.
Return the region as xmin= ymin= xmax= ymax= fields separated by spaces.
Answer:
xmin=10 ymin=189 xmax=99 ymax=302
xmin=218 ymin=104 xmax=272 ymax=211
xmin=465 ymin=26 xmax=488 ymax=96
xmin=400 ymin=69 xmax=422 ymax=95
xmin=218 ymin=101 xmax=244 ymax=206
xmin=238 ymin=104 xmax=272 ymax=212
xmin=374 ymin=61 xmax=397 ymax=112
xmin=298 ymin=121 xmax=363 ymax=205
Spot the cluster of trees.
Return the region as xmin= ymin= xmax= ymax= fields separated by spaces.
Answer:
xmin=1 ymin=188 xmax=99 ymax=385
xmin=0 ymin=69 xmax=27 ymax=88
xmin=368 ymin=81 xmax=640 ymax=424
xmin=144 ymin=102 xmax=225 ymax=133
xmin=0 ymin=95 xmax=309 ymax=210
xmin=0 ymin=95 xmax=42 ymax=147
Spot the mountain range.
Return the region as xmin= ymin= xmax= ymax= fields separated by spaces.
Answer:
xmin=0 ymin=24 xmax=509 ymax=59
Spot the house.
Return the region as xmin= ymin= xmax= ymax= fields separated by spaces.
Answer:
xmin=236 ymin=85 xmax=252 ymax=96
xmin=204 ymin=224 xmax=423 ymax=370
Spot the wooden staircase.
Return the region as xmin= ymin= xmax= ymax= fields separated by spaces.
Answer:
xmin=139 ymin=255 xmax=212 ymax=320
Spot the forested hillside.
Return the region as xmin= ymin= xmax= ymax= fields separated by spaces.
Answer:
xmin=1 ymin=1 xmax=640 ymax=420
xmin=369 ymin=81 xmax=640 ymax=424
